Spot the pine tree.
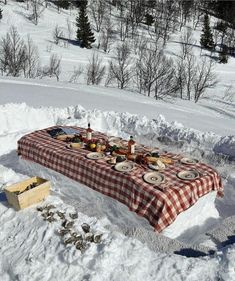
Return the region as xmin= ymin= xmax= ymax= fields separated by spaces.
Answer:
xmin=56 ymin=0 xmax=70 ymax=10
xmin=200 ymin=14 xmax=214 ymax=50
xmin=0 ymin=8 xmax=3 ymax=21
xmin=145 ymin=13 xmax=154 ymax=27
xmin=76 ymin=0 xmax=95 ymax=49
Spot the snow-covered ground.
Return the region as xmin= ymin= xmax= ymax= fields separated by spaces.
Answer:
xmin=0 ymin=1 xmax=235 ymax=280
xmin=0 ymin=85 xmax=235 ymax=280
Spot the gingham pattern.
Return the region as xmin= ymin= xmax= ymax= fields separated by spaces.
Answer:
xmin=17 ymin=126 xmax=223 ymax=232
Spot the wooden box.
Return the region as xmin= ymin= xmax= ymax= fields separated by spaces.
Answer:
xmin=4 ymin=177 xmax=50 ymax=211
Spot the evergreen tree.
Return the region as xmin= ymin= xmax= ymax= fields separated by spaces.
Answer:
xmin=0 ymin=8 xmax=3 ymax=21
xmin=200 ymin=14 xmax=214 ymax=50
xmin=219 ymin=45 xmax=228 ymax=64
xmin=56 ymin=0 xmax=70 ymax=10
xmin=76 ymin=0 xmax=95 ymax=48
xmin=145 ymin=13 xmax=154 ymax=27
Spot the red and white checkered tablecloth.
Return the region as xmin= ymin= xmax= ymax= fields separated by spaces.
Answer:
xmin=17 ymin=126 xmax=223 ymax=232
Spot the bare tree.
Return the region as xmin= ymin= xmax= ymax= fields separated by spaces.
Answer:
xmin=107 ymin=42 xmax=132 ymax=89
xmin=185 ymin=52 xmax=196 ymax=100
xmin=180 ymin=27 xmax=195 ymax=60
xmin=23 ymin=35 xmax=40 ymax=78
xmin=0 ymin=26 xmax=26 ymax=77
xmin=52 ymin=25 xmax=63 ymax=45
xmin=88 ymin=0 xmax=107 ymax=32
xmin=69 ymin=65 xmax=84 ymax=83
xmin=175 ymin=58 xmax=186 ymax=99
xmin=175 ymin=28 xmax=196 ymax=100
xmin=135 ymin=44 xmax=176 ymax=99
xmin=100 ymin=16 xmax=113 ymax=52
xmin=117 ymin=5 xmax=129 ymax=42
xmin=29 ymin=0 xmax=45 ymax=25
xmin=66 ymin=17 xmax=73 ymax=40
xmin=86 ymin=52 xmax=106 ymax=85
xmin=41 ymin=53 xmax=61 ymax=81
xmin=193 ymin=58 xmax=217 ymax=103
xmin=223 ymin=84 xmax=235 ymax=102
xmin=127 ymin=0 xmax=145 ymax=38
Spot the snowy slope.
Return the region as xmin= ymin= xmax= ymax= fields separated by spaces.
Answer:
xmin=0 ymin=77 xmax=235 ymax=137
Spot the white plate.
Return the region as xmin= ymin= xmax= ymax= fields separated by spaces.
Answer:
xmin=86 ymin=152 xmax=105 ymax=160
xmin=143 ymin=172 xmax=165 ymax=185
xmin=108 ymin=141 xmax=121 ymax=147
xmin=180 ymin=157 xmax=198 ymax=165
xmin=114 ymin=162 xmax=135 ymax=172
xmin=108 ymin=137 xmax=122 ymax=142
xmin=177 ymin=170 xmax=199 ymax=180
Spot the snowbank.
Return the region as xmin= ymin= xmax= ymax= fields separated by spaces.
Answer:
xmin=213 ymin=136 xmax=235 ymax=160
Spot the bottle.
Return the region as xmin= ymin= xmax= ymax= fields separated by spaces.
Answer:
xmin=128 ymin=136 xmax=135 ymax=154
xmin=86 ymin=122 xmax=92 ymax=140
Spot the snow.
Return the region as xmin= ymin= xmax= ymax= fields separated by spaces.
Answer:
xmin=0 ymin=99 xmax=234 ymax=280
xmin=0 ymin=1 xmax=235 ymax=280
xmin=162 ymin=191 xmax=219 ymax=239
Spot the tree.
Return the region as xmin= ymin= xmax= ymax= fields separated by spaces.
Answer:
xmin=52 ymin=25 xmax=63 ymax=45
xmin=86 ymin=53 xmax=106 ymax=85
xmin=23 ymin=35 xmax=40 ymax=78
xmin=56 ymin=0 xmax=70 ymax=11
xmin=88 ymin=0 xmax=107 ymax=32
xmin=219 ymin=45 xmax=229 ymax=64
xmin=145 ymin=13 xmax=154 ymax=28
xmin=135 ymin=44 xmax=177 ymax=99
xmin=0 ymin=8 xmax=3 ymax=21
xmin=193 ymin=58 xmax=217 ymax=103
xmin=29 ymin=0 xmax=45 ymax=25
xmin=200 ymin=14 xmax=214 ymax=50
xmin=100 ymin=16 xmax=113 ymax=52
xmin=76 ymin=0 xmax=95 ymax=48
xmin=107 ymin=42 xmax=132 ymax=89
xmin=0 ymin=26 xmax=26 ymax=77
xmin=41 ymin=54 xmax=61 ymax=81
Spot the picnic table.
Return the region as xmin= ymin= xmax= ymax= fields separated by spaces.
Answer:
xmin=17 ymin=126 xmax=223 ymax=232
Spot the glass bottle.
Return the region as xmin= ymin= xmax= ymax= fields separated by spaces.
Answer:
xmin=86 ymin=122 xmax=92 ymax=140
xmin=128 ymin=136 xmax=135 ymax=154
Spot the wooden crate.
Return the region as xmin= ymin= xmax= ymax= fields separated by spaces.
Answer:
xmin=4 ymin=177 xmax=50 ymax=211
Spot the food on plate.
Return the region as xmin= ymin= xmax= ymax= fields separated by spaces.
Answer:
xmin=56 ymin=134 xmax=74 ymax=141
xmin=116 ymin=148 xmax=129 ymax=155
xmin=69 ymin=143 xmax=82 ymax=149
xmin=101 ymin=144 xmax=106 ymax=151
xmin=146 ymin=156 xmax=159 ymax=163
xmin=159 ymin=157 xmax=173 ymax=164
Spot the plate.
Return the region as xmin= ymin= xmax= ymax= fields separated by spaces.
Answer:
xmin=67 ymin=143 xmax=84 ymax=149
xmin=180 ymin=157 xmax=198 ymax=165
xmin=86 ymin=152 xmax=105 ymax=160
xmin=177 ymin=170 xmax=199 ymax=180
xmin=148 ymin=160 xmax=166 ymax=171
xmin=107 ymin=159 xmax=116 ymax=165
xmin=143 ymin=172 xmax=165 ymax=185
xmin=114 ymin=162 xmax=135 ymax=172
xmin=108 ymin=137 xmax=122 ymax=142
